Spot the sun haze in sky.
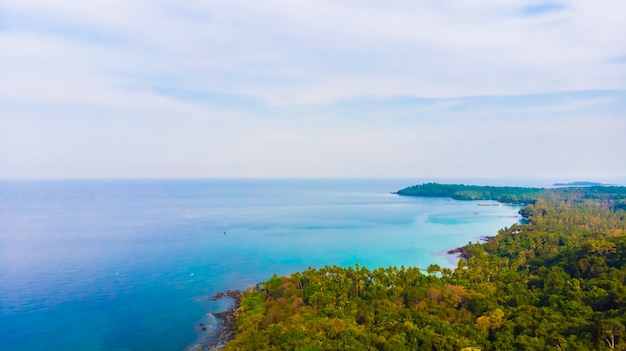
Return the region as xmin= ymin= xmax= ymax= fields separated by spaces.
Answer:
xmin=1 ymin=0 xmax=625 ymax=179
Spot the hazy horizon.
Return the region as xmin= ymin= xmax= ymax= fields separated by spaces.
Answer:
xmin=2 ymin=177 xmax=626 ymax=190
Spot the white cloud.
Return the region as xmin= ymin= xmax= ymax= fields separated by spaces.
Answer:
xmin=3 ymin=0 xmax=625 ymax=104
xmin=0 ymin=0 xmax=624 ymax=178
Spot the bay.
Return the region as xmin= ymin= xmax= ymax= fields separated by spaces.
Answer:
xmin=0 ymin=179 xmax=522 ymax=350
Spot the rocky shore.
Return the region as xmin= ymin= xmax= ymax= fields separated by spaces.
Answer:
xmin=201 ymin=290 xmax=242 ymax=351
xmin=447 ymin=246 xmax=470 ymax=259
xmin=447 ymin=235 xmax=494 ymax=259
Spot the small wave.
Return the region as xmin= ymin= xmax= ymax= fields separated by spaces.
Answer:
xmin=205 ymin=312 xmax=218 ymax=329
xmin=185 ymin=313 xmax=221 ymax=351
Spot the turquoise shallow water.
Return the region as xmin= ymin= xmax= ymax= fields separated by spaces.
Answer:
xmin=0 ymin=179 xmax=521 ymax=350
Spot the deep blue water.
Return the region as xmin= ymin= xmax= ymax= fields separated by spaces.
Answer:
xmin=0 ymin=179 xmax=522 ymax=350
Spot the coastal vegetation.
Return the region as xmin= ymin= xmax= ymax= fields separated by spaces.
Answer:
xmin=220 ymin=183 xmax=626 ymax=350
xmin=394 ymin=183 xmax=544 ymax=204
xmin=553 ymin=181 xmax=609 ymax=187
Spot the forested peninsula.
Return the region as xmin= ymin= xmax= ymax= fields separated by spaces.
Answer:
xmin=215 ymin=183 xmax=626 ymax=351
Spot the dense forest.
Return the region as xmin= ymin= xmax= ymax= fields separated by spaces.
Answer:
xmin=219 ymin=184 xmax=626 ymax=350
xmin=395 ymin=183 xmax=626 ymax=206
xmin=394 ymin=183 xmax=544 ymax=204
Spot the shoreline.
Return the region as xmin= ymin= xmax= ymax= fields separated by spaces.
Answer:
xmin=203 ymin=185 xmax=526 ymax=347
xmin=207 ymin=234 xmax=495 ymax=349
xmin=447 ymin=235 xmax=494 ymax=259
xmin=197 ymin=290 xmax=242 ymax=351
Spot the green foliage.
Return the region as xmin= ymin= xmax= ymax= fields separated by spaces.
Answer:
xmin=396 ymin=183 xmax=626 ymax=209
xmin=225 ymin=184 xmax=626 ymax=350
xmin=395 ymin=183 xmax=544 ymax=204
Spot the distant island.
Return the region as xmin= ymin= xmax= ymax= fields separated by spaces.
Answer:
xmin=393 ymin=182 xmax=544 ymax=204
xmin=214 ymin=183 xmax=626 ymax=351
xmin=553 ymin=181 xmax=608 ymax=187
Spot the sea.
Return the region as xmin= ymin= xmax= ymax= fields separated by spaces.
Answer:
xmin=0 ymin=178 xmax=539 ymax=350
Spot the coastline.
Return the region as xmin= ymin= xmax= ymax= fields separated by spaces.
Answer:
xmin=191 ymin=183 xmax=626 ymax=350
xmin=209 ymin=233 xmax=499 ymax=349
xmin=200 ymin=184 xmax=527 ymax=348
xmin=196 ymin=290 xmax=242 ymax=351
xmin=446 ymin=235 xmax=494 ymax=260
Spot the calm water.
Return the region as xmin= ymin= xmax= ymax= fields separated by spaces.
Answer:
xmin=0 ymin=179 xmax=522 ymax=350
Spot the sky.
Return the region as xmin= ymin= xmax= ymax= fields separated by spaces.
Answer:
xmin=1 ymin=0 xmax=625 ymax=179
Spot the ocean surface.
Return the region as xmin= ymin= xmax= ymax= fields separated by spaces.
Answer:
xmin=0 ymin=178 xmax=526 ymax=350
